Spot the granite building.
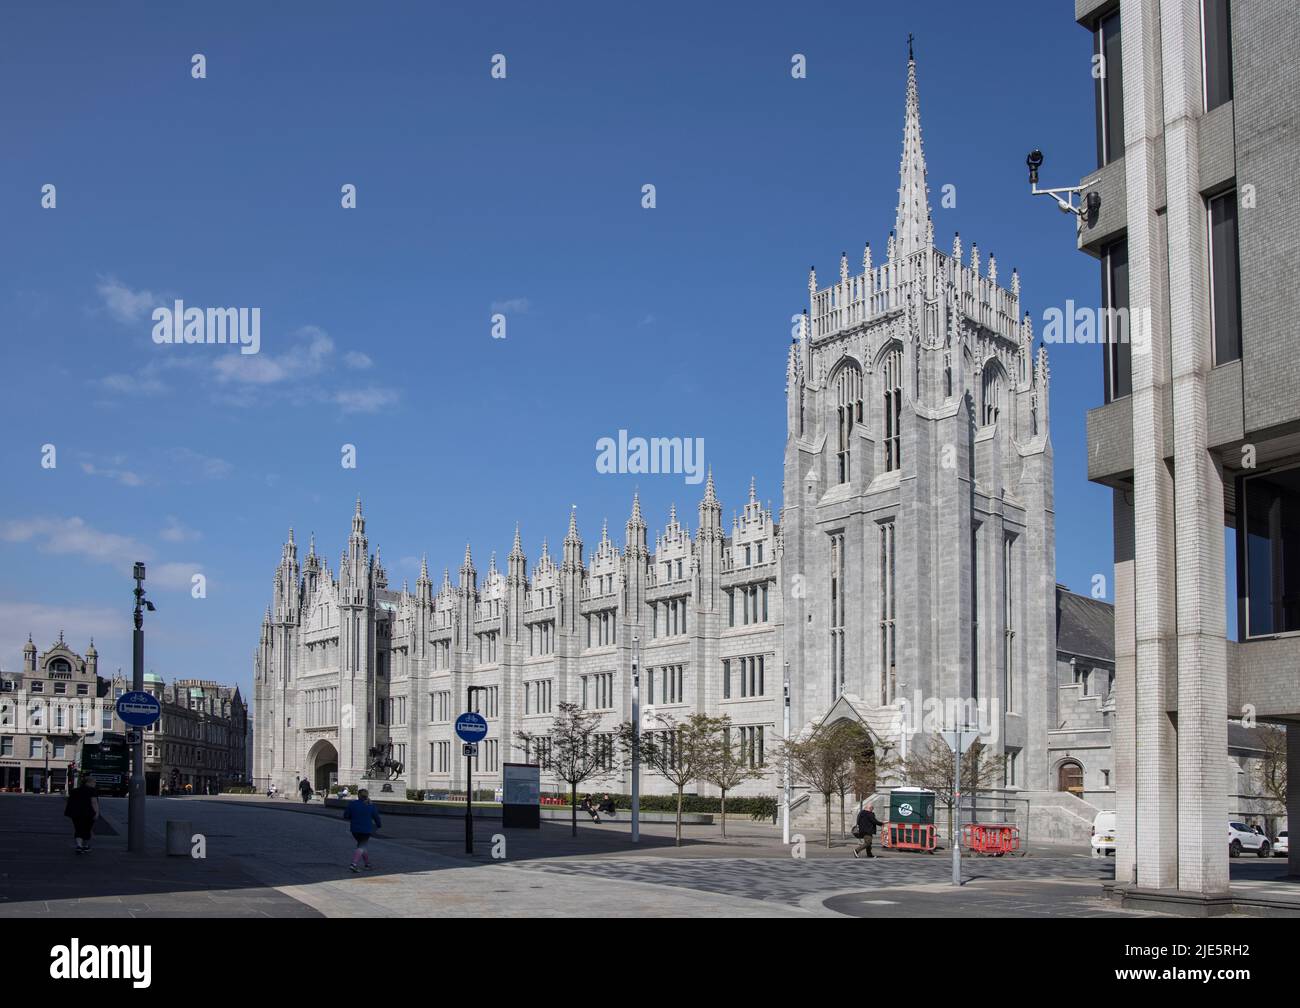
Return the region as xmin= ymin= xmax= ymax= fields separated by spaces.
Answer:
xmin=0 ymin=635 xmax=125 ymax=793
xmin=1078 ymin=0 xmax=1300 ymax=897
xmin=254 ymin=54 xmax=1059 ymax=811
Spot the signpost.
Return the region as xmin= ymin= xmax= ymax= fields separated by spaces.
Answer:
xmin=116 ymin=691 xmax=162 ymax=728
xmin=631 ymin=635 xmax=640 ymax=844
xmin=127 ymin=562 xmax=154 ymax=854
xmin=940 ymin=727 xmax=978 ymax=886
xmin=502 ymin=762 xmax=541 ymax=828
xmin=456 ymin=705 xmax=489 ymax=854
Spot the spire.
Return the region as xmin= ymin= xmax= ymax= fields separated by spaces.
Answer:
xmin=510 ymin=523 xmax=525 ymax=560
xmin=420 ymin=554 xmax=430 ymax=580
xmin=748 ymin=475 xmax=757 ymax=504
xmin=565 ymin=506 xmax=580 ymax=544
xmin=308 ymin=531 xmax=316 ymax=557
xmin=893 ymin=41 xmax=931 ymax=259
xmin=703 ymin=468 xmax=718 ymax=505
xmin=462 ymin=542 xmax=474 ymax=570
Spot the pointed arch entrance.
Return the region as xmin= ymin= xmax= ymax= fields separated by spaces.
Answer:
xmin=308 ymin=739 xmax=339 ymax=791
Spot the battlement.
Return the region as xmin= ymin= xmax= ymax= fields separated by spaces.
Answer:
xmin=809 ymin=246 xmax=1026 ymax=346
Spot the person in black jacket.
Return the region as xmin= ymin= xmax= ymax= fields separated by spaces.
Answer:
xmin=64 ymin=776 xmax=100 ymax=854
xmin=853 ymin=800 xmax=882 ymax=859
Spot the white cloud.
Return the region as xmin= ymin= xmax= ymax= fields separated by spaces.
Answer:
xmin=491 ymin=297 xmax=531 ymax=315
xmin=2 ymin=516 xmax=145 ymax=570
xmin=0 ymin=601 xmax=122 ymax=671
xmin=333 ymin=387 xmax=400 ymax=414
xmin=80 ymin=460 xmax=146 ymax=487
xmin=167 ymin=447 xmax=234 ymax=480
xmin=149 ymin=562 xmax=203 ymax=591
xmin=343 ymin=351 xmax=373 ymax=370
xmin=97 ymin=277 xmax=160 ymax=324
xmin=0 ymin=516 xmax=203 ymax=590
xmin=160 ymin=516 xmax=202 ymax=543
xmin=212 ymin=326 xmax=333 ymax=385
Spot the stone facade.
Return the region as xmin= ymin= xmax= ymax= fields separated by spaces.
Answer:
xmin=1078 ymin=0 xmax=1300 ymax=892
xmin=255 ymin=55 xmax=1057 ymax=804
xmin=118 ymin=674 xmax=249 ymax=794
xmin=0 ymin=635 xmax=124 ymax=793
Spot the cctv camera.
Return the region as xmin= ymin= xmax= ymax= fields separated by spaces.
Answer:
xmin=1026 ymin=149 xmax=1044 ymax=185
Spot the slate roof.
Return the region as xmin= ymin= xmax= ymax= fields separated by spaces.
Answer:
xmin=1056 ymin=586 xmax=1115 ymax=663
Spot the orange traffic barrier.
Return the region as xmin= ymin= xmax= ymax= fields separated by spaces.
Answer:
xmin=962 ymin=823 xmax=1020 ymax=855
xmin=881 ymin=822 xmax=937 ymax=852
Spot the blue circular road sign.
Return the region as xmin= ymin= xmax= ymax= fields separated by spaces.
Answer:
xmin=455 ymin=712 xmax=488 ymax=743
xmin=116 ymin=690 xmax=162 ymax=727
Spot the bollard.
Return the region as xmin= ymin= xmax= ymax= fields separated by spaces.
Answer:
xmin=165 ymin=820 xmax=192 ymax=856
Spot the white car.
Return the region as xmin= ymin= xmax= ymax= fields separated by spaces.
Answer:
xmin=1228 ymin=821 xmax=1271 ymax=858
xmin=1273 ymin=830 xmax=1288 ymax=858
xmin=1091 ymin=810 xmax=1117 ymax=856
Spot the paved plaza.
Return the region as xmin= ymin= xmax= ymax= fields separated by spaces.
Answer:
xmin=1 ymin=794 xmax=1294 ymax=918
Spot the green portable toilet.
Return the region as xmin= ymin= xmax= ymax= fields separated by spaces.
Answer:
xmin=889 ymin=787 xmax=936 ymax=825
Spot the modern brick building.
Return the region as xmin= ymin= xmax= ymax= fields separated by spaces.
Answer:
xmin=1077 ymin=0 xmax=1300 ymax=897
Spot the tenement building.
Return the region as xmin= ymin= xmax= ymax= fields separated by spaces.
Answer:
xmin=255 ymin=53 xmax=1074 ymax=820
xmin=1078 ymin=0 xmax=1300 ymax=894
xmin=120 ymin=674 xmax=249 ymax=794
xmin=0 ymin=635 xmax=126 ymax=793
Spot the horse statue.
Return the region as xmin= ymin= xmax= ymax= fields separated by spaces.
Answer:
xmin=366 ymin=742 xmax=404 ymax=780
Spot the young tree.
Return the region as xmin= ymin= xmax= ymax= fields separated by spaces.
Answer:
xmin=515 ymin=702 xmax=612 ymax=837
xmin=1251 ymin=723 xmax=1287 ymax=810
xmin=617 ymin=712 xmax=727 ymax=845
xmin=697 ymin=716 xmax=766 ymax=838
xmin=883 ymin=733 xmax=1002 ymax=847
xmin=831 ymin=722 xmax=873 ymax=839
xmin=779 ymin=721 xmax=860 ymax=848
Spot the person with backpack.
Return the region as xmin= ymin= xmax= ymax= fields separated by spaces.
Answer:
xmin=852 ymin=799 xmax=882 ymax=859
xmin=343 ymin=788 xmax=383 ymax=872
xmin=64 ymin=775 xmax=100 ymax=854
xmin=299 ymin=777 xmax=313 ymax=803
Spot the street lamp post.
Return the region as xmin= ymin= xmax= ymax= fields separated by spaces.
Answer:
xmin=464 ymin=685 xmax=488 ymax=854
xmin=128 ymin=562 xmax=153 ymax=853
xmin=631 ymin=635 xmax=640 ymax=844
xmin=782 ymin=662 xmax=791 ymax=846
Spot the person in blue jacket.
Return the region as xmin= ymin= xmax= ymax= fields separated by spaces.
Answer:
xmin=343 ymin=788 xmax=382 ymax=872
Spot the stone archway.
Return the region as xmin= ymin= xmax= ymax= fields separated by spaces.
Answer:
xmin=308 ymin=739 xmax=339 ymax=792
xmin=1057 ymin=759 xmax=1084 ymax=795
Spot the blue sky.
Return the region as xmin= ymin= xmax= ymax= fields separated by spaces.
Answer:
xmin=0 ymin=0 xmax=1124 ymax=694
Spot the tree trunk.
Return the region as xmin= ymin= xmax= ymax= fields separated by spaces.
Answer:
xmin=571 ymin=783 xmax=578 ymax=837
xmin=839 ymin=791 xmax=846 ymax=838
xmin=675 ymin=785 xmax=684 ymax=846
xmin=720 ymin=789 xmax=728 ymax=838
xmin=824 ymin=791 xmax=833 ymax=848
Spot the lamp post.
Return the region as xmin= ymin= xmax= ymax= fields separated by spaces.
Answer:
xmin=782 ymin=662 xmax=791 ymax=845
xmin=631 ymin=635 xmax=640 ymax=844
xmin=128 ymin=562 xmax=154 ymax=853
xmin=464 ymin=685 xmax=489 ymax=854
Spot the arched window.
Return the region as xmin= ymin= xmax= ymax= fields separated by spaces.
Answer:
xmin=835 ymin=363 xmax=863 ymax=484
xmin=882 ymin=348 xmax=903 ymax=472
xmin=49 ymin=658 xmax=70 ymax=673
xmin=981 ymin=366 xmax=1002 ymax=426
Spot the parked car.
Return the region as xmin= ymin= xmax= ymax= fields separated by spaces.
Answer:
xmin=1091 ymin=810 xmax=1117 ymax=856
xmin=1273 ymin=830 xmax=1288 ymax=858
xmin=1228 ymin=821 xmax=1271 ymax=858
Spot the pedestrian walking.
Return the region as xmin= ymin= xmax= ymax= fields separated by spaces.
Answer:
xmin=852 ymin=799 xmax=882 ymax=859
xmin=299 ymin=777 xmax=313 ymax=804
xmin=342 ymin=788 xmax=382 ymax=872
xmin=64 ymin=775 xmax=100 ymax=854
